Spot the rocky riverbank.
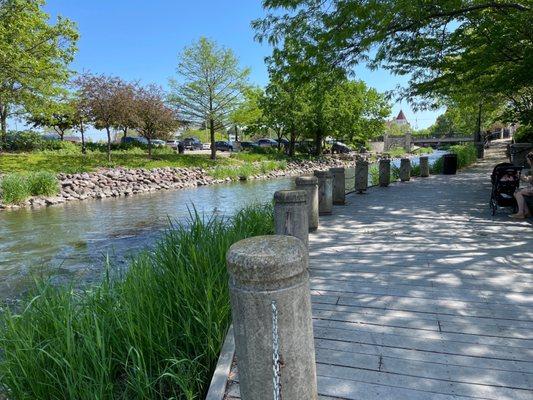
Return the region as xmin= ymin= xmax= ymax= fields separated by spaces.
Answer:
xmin=0 ymin=156 xmax=354 ymax=210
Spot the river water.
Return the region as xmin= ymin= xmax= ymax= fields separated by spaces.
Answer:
xmin=0 ymin=151 xmax=446 ymax=300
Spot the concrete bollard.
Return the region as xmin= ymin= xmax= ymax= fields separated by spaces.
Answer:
xmin=355 ymin=160 xmax=369 ymax=193
xmin=313 ymin=170 xmax=333 ymax=215
xmin=400 ymin=158 xmax=411 ymax=181
xmin=475 ymin=142 xmax=485 ymax=159
xmin=227 ymin=235 xmax=318 ymax=400
xmin=295 ymin=176 xmax=319 ymax=231
xmin=419 ymin=156 xmax=429 ymax=177
xmin=330 ymin=167 xmax=345 ymax=205
xmin=274 ymin=190 xmax=309 ymax=248
xmin=379 ymin=158 xmax=391 ymax=187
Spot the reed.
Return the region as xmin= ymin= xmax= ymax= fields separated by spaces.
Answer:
xmin=0 ymin=204 xmax=274 ymax=399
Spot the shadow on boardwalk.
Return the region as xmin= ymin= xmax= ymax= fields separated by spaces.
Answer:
xmin=227 ymin=142 xmax=533 ymax=400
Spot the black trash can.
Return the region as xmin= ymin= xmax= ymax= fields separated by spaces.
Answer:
xmin=442 ymin=153 xmax=458 ymax=175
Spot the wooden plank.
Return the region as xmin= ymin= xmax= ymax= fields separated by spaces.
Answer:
xmin=316 ymin=348 xmax=533 ymax=390
xmin=313 ymin=326 xmax=533 ymax=362
xmin=316 ymin=363 xmax=532 ymax=400
xmin=315 ymin=338 xmax=533 ymax=374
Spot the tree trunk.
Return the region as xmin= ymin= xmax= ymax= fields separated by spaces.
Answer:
xmin=123 ymin=127 xmax=128 ymax=140
xmin=289 ymin=128 xmax=296 ymax=157
xmin=210 ymin=117 xmax=216 ymax=160
xmin=234 ymin=125 xmax=238 ymax=142
xmin=80 ymin=123 xmax=86 ymax=154
xmin=106 ymin=126 xmax=112 ymax=162
xmin=475 ymin=102 xmax=482 ymax=143
xmin=0 ymin=103 xmax=8 ymax=149
xmin=314 ymin=129 xmax=323 ymax=156
xmin=276 ymin=128 xmax=283 ymax=151
xmin=147 ymin=137 xmax=152 ymax=159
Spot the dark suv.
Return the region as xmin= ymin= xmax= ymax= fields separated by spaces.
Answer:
xmin=182 ymin=137 xmax=203 ymax=150
xmin=215 ymin=141 xmax=234 ymax=152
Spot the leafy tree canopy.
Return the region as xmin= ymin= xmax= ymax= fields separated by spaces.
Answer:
xmin=169 ymin=37 xmax=250 ymax=159
xmin=254 ymin=1 xmax=532 ymax=124
xmin=0 ymin=0 xmax=78 ymax=140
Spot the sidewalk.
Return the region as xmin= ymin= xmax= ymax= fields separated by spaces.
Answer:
xmin=227 ymin=142 xmax=532 ymax=399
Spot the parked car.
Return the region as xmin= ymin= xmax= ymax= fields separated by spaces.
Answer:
xmin=182 ymin=137 xmax=203 ymax=150
xmin=276 ymin=138 xmax=289 ymax=147
xmin=166 ymin=140 xmax=181 ymax=150
xmin=331 ymin=141 xmax=352 ymax=154
xmin=239 ymin=141 xmax=259 ymax=150
xmin=296 ymin=140 xmax=316 ymax=155
xmin=215 ymin=141 xmax=234 ymax=152
xmin=256 ymin=138 xmax=278 ymax=147
xmin=202 ymin=142 xmax=211 ymax=150
xmin=150 ymin=139 xmax=166 ymax=147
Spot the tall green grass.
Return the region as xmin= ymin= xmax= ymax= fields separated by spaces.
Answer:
xmin=0 ymin=172 xmax=59 ymax=204
xmin=0 ymin=204 xmax=274 ymax=399
xmin=209 ymin=160 xmax=287 ymax=181
xmin=0 ymin=173 xmax=30 ymax=204
xmin=27 ymin=172 xmax=59 ymax=196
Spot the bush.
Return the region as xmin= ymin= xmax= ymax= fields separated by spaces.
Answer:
xmin=450 ymin=144 xmax=477 ymax=169
xmin=0 ymin=205 xmax=274 ymax=399
xmin=27 ymin=172 xmax=59 ymax=196
xmin=431 ymin=157 xmax=443 ymax=174
xmin=40 ymin=140 xmax=81 ymax=154
xmin=369 ymin=164 xmax=379 ymax=186
xmin=514 ymin=125 xmax=533 ymax=143
xmin=0 ymin=173 xmax=31 ymax=204
xmin=3 ymin=131 xmax=44 ymax=152
xmin=410 ymin=164 xmax=421 ymax=177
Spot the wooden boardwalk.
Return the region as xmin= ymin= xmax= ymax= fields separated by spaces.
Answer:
xmin=226 ymin=142 xmax=533 ymax=399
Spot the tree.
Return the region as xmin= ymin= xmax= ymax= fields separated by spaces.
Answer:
xmin=230 ymin=86 xmax=264 ymax=140
xmin=169 ymin=37 xmax=250 ymax=159
xmin=261 ymin=75 xmax=311 ymax=156
xmin=112 ymin=81 xmax=138 ymax=140
xmin=0 ymin=0 xmax=78 ymax=145
xmin=254 ymin=1 xmax=533 ymax=125
xmin=75 ymin=73 xmax=124 ymax=162
xmin=323 ymin=80 xmax=390 ymax=146
xmin=27 ymin=98 xmax=77 ymax=140
xmin=133 ymin=85 xmax=180 ymax=158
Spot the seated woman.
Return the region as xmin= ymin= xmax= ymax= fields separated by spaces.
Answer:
xmin=510 ymin=151 xmax=533 ymax=218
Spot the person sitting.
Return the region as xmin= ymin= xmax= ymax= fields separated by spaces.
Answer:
xmin=510 ymin=151 xmax=533 ymax=219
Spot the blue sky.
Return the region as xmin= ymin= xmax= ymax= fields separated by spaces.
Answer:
xmin=27 ymin=0 xmax=440 ymax=138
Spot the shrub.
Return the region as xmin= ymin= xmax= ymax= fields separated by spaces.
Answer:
xmin=40 ymin=140 xmax=81 ymax=154
xmin=410 ymin=164 xmax=421 ymax=177
xmin=0 ymin=204 xmax=274 ymax=399
xmin=431 ymin=157 xmax=443 ymax=174
xmin=3 ymin=130 xmax=44 ymax=152
xmin=388 ymin=147 xmax=407 ymax=158
xmin=514 ymin=125 xmax=533 ymax=143
xmin=27 ymin=172 xmax=59 ymax=196
xmin=390 ymin=164 xmax=400 ymax=181
xmin=369 ymin=164 xmax=379 ymax=186
xmin=0 ymin=173 xmax=31 ymax=204
xmin=450 ymin=144 xmax=477 ymax=169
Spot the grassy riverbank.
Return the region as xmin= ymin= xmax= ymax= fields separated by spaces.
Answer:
xmin=0 ymin=205 xmax=274 ymax=399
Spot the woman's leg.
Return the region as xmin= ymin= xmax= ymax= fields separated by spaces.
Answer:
xmin=513 ymin=188 xmax=532 ymax=217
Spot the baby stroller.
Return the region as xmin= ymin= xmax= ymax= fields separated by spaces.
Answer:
xmin=490 ymin=163 xmax=523 ymax=215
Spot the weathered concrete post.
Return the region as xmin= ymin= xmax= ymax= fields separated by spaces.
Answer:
xmin=355 ymin=159 xmax=369 ymax=193
xmin=295 ymin=176 xmax=319 ymax=231
xmin=379 ymin=158 xmax=391 ymax=187
xmin=419 ymin=156 xmax=430 ymax=178
xmin=313 ymin=170 xmax=333 ymax=215
xmin=330 ymin=167 xmax=345 ymax=205
xmin=399 ymin=158 xmax=411 ymax=182
xmin=475 ymin=142 xmax=485 ymax=159
xmin=274 ymin=190 xmax=309 ymax=248
xmin=227 ymin=235 xmax=318 ymax=400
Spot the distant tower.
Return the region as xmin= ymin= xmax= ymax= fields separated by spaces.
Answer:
xmin=395 ymin=110 xmax=409 ymax=126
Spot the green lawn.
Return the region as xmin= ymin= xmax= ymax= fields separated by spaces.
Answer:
xmin=0 ymin=149 xmax=284 ymax=174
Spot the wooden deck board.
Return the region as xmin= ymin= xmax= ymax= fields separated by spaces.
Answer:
xmin=226 ymin=142 xmax=533 ymax=399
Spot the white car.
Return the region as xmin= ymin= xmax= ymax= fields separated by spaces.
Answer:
xmin=202 ymin=143 xmax=211 ymax=150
